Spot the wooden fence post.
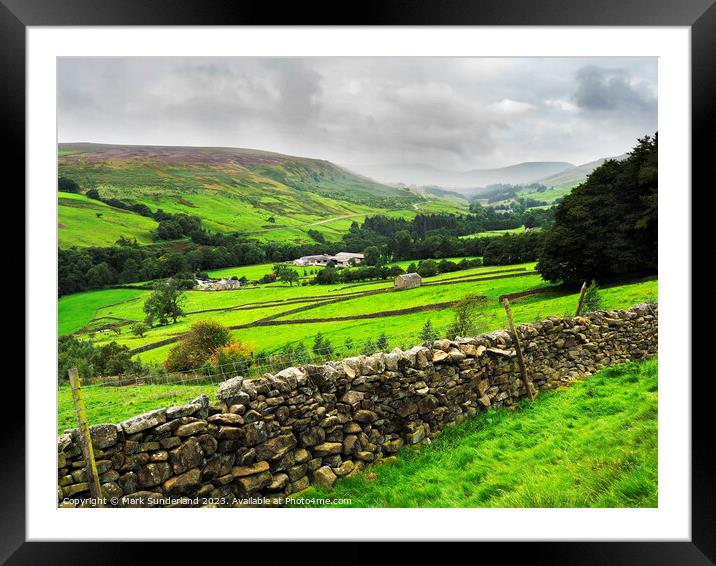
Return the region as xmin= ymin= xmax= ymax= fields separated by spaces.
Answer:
xmin=575 ymin=281 xmax=588 ymax=316
xmin=501 ymin=298 xmax=534 ymax=401
xmin=68 ymin=368 xmax=104 ymax=506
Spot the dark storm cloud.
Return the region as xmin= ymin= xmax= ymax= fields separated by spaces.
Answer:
xmin=574 ymin=65 xmax=656 ymax=112
xmin=57 ymin=57 xmax=657 ymax=179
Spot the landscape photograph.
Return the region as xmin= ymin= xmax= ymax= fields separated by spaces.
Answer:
xmin=56 ymin=56 xmax=658 ymax=509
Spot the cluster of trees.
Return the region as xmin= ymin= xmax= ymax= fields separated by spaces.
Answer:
xmin=58 ymin=232 xmax=340 ymax=296
xmin=537 ymin=134 xmax=658 ymax=284
xmin=480 ymin=183 xmax=548 ymax=204
xmin=344 ymin=205 xmax=553 ymax=264
xmin=312 ymin=257 xmax=487 ymax=285
xmin=314 ymin=264 xmax=406 ymax=284
xmin=58 ymin=336 xmax=142 ymax=381
xmin=481 ymin=231 xmax=545 ymax=265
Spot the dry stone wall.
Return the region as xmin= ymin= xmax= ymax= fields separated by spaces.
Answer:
xmin=57 ymin=304 xmax=657 ymax=508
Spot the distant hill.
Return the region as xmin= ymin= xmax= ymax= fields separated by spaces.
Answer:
xmin=535 ymin=154 xmax=630 ymax=188
xmin=58 ymin=143 xmax=465 ymax=248
xmin=354 ymin=161 xmax=574 ymax=189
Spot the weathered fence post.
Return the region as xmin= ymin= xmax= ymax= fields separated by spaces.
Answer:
xmin=575 ymin=281 xmax=588 ymax=316
xmin=501 ymin=298 xmax=534 ymax=401
xmin=68 ymin=368 xmax=104 ymax=506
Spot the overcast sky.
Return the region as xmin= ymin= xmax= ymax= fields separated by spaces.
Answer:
xmin=58 ymin=57 xmax=657 ymax=173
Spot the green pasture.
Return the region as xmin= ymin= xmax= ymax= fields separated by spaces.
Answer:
xmin=460 ymin=226 xmax=527 ymax=239
xmin=58 ymin=192 xmax=158 ymax=248
xmin=293 ymin=357 xmax=658 ymax=508
xmin=59 ymin=253 xmax=656 ymax=368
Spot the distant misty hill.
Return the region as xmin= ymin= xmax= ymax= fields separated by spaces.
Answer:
xmin=534 ymin=154 xmax=630 ymax=188
xmin=354 ymin=161 xmax=575 ymax=190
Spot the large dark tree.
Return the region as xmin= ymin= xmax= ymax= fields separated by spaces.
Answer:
xmin=537 ymin=134 xmax=657 ymax=284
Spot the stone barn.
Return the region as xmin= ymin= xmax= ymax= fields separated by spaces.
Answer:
xmin=394 ymin=272 xmax=422 ymax=289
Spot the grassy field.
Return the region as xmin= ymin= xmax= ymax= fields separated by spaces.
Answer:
xmin=58 ymin=192 xmax=158 ymax=247
xmin=57 ymin=262 xmax=657 ymax=431
xmin=59 ymin=255 xmax=657 ymax=367
xmin=460 ymin=226 xmax=527 ymax=239
xmin=291 ymin=357 xmax=658 ymax=508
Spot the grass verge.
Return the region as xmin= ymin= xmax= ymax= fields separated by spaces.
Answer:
xmin=290 ymin=357 xmax=658 ymax=508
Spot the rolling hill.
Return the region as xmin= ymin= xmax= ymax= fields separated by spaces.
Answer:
xmin=58 ymin=143 xmax=466 ymax=248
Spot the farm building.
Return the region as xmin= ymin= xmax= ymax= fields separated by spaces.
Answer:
xmin=293 ymin=254 xmax=332 ymax=267
xmin=332 ymin=252 xmax=365 ymax=266
xmin=394 ymin=272 xmax=422 ymax=289
xmin=196 ymin=278 xmax=242 ymax=291
xmin=293 ymin=251 xmax=364 ymax=268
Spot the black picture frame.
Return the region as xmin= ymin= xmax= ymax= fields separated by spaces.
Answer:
xmin=6 ymin=0 xmax=708 ymax=561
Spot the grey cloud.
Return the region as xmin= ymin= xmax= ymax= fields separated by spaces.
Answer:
xmin=57 ymin=57 xmax=657 ymax=176
xmin=573 ymin=65 xmax=656 ymax=113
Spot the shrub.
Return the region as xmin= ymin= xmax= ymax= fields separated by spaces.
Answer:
xmin=417 ymin=259 xmax=438 ymax=277
xmin=361 ymin=339 xmax=377 ymax=355
xmin=209 ymin=341 xmax=254 ymax=374
xmin=446 ymin=294 xmax=485 ymax=338
xmin=312 ymin=333 xmax=334 ymax=359
xmin=164 ymin=320 xmax=231 ymax=372
xmin=581 ymin=279 xmax=604 ymax=314
xmin=420 ymin=319 xmax=439 ymax=342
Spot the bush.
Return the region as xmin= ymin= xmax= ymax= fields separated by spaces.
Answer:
xmin=581 ymin=279 xmax=604 ymax=314
xmin=208 ymin=341 xmax=254 ymax=374
xmin=164 ymin=320 xmax=231 ymax=372
xmin=312 ymin=333 xmax=334 ymax=359
xmin=417 ymin=259 xmax=438 ymax=277
xmin=446 ymin=294 xmax=485 ymax=338
xmin=420 ymin=319 xmax=439 ymax=342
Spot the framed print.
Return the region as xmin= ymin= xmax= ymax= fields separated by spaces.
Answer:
xmin=7 ymin=0 xmax=710 ymax=561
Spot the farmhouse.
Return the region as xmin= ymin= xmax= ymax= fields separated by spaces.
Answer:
xmin=196 ymin=278 xmax=242 ymax=291
xmin=293 ymin=251 xmax=364 ymax=268
xmin=394 ymin=272 xmax=422 ymax=289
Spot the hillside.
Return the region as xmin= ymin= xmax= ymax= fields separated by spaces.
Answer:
xmin=58 ymin=143 xmax=465 ymax=248
xmin=58 ymin=192 xmax=158 ymax=248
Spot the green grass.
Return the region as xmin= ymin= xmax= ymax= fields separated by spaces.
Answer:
xmin=58 ymin=192 xmax=158 ymax=247
xmin=57 ymin=381 xmax=217 ymax=434
xmin=291 ymin=357 xmax=658 ymax=508
xmin=58 ymin=288 xmax=147 ymax=336
xmin=460 ymin=226 xmax=527 ymax=239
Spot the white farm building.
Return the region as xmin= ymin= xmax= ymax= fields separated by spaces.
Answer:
xmin=293 ymin=251 xmax=364 ymax=268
